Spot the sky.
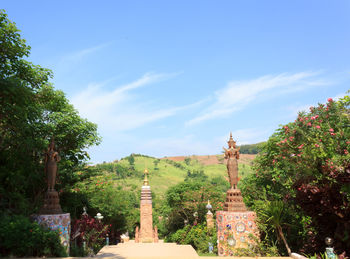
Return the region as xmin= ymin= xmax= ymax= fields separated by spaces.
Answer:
xmin=2 ymin=1 xmax=350 ymax=163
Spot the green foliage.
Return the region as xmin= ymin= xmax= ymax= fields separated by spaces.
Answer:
xmin=167 ymin=224 xmax=217 ymax=254
xmin=239 ymin=142 xmax=265 ymax=154
xmin=0 ymin=215 xmax=66 ymax=257
xmin=164 ymin=179 xmax=225 ymax=235
xmin=72 ymin=173 xmax=139 ymax=237
xmin=184 ymin=157 xmax=191 ymax=165
xmin=241 ymin=96 xmax=350 ymax=254
xmin=0 ymin=9 xmax=100 ymax=216
xmin=226 ymin=234 xmax=279 ymax=257
xmin=185 ymin=169 xmax=208 ymax=182
xmin=71 ymin=214 xmax=109 ymax=255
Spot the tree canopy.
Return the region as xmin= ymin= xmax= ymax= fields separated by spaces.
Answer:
xmin=0 ymin=9 xmax=101 ymax=215
xmin=241 ymin=95 xmax=350 ymax=254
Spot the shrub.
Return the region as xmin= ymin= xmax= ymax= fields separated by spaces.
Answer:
xmin=0 ymin=214 xmax=66 ymax=257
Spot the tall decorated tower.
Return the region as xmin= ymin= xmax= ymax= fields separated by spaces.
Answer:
xmin=135 ymin=169 xmax=158 ymax=243
xmin=216 ymin=133 xmax=259 ymax=256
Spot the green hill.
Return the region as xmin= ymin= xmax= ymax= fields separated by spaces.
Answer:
xmin=91 ymin=153 xmax=255 ymax=199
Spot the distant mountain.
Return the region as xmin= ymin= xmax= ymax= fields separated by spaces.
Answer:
xmin=239 ymin=142 xmax=266 ymax=154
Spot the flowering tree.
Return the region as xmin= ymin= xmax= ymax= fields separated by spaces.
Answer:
xmin=71 ymin=213 xmax=109 ymax=255
xmin=241 ymin=95 xmax=350 ymax=254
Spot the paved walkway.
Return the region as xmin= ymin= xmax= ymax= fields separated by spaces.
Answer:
xmin=95 ymin=240 xmax=198 ymax=258
xmin=92 ymin=240 xmax=292 ymax=259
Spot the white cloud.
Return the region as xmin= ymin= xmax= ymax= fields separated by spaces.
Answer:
xmin=60 ymin=42 xmax=112 ymax=63
xmin=187 ymin=72 xmax=329 ymax=125
xmin=136 ymin=129 xmax=270 ymax=159
xmin=71 ymin=72 xmax=190 ymax=132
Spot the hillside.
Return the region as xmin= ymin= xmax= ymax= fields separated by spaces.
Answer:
xmin=115 ymin=154 xmax=256 ymax=199
xmin=162 ymin=154 xmax=255 ymax=165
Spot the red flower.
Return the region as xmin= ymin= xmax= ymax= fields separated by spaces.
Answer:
xmin=328 ymin=98 xmax=333 ymax=102
xmin=298 ymin=144 xmax=304 ymax=149
xmin=315 ymin=144 xmax=320 ymax=148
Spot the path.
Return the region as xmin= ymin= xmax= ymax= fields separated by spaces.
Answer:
xmin=94 ymin=240 xmax=292 ymax=259
xmin=95 ymin=240 xmax=198 ymax=258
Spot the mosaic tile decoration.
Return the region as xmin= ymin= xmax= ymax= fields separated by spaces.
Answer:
xmin=33 ymin=213 xmax=70 ymax=253
xmin=216 ymin=210 xmax=258 ymax=256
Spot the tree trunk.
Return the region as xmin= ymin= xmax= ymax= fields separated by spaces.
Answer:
xmin=277 ymin=225 xmax=291 ymax=256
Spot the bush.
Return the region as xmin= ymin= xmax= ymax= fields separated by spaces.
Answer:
xmin=167 ymin=224 xmax=217 ymax=254
xmin=0 ymin=215 xmax=67 ymax=257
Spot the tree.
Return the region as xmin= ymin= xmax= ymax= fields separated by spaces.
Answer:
xmin=164 ymin=178 xmax=225 ymax=235
xmin=0 ymin=9 xmax=101 ymax=215
xmin=241 ymin=95 xmax=350 ymax=254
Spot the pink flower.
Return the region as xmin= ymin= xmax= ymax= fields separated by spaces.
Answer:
xmin=330 ymin=133 xmax=335 ymax=136
xmin=328 ymin=98 xmax=333 ymax=102
xmin=316 ymin=125 xmax=321 ymax=129
xmin=329 ymin=128 xmax=334 ymax=132
xmin=315 ymin=144 xmax=320 ymax=148
xmin=298 ymin=144 xmax=304 ymax=149
xmin=344 ymin=149 xmax=349 ymax=155
xmin=346 ymin=141 xmax=350 ymax=144
xmin=289 ymin=136 xmax=294 ymax=141
xmin=307 ymin=122 xmax=312 ymax=126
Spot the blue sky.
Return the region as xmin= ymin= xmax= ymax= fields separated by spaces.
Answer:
xmin=3 ymin=1 xmax=350 ymax=163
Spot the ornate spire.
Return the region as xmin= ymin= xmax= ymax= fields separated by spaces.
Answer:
xmin=143 ymin=169 xmax=149 ymax=186
xmin=227 ymin=132 xmax=236 ymax=148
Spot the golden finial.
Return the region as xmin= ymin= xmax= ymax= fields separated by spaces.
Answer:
xmin=143 ymin=169 xmax=149 ymax=186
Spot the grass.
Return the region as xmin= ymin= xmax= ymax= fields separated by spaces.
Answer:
xmin=116 ymin=154 xmax=255 ymax=199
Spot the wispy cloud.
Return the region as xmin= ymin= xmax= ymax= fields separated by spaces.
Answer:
xmin=186 ymin=72 xmax=330 ymax=126
xmin=137 ymin=128 xmax=270 ymax=158
xmin=71 ymin=72 xmax=190 ymax=132
xmin=60 ymin=42 xmax=112 ymax=63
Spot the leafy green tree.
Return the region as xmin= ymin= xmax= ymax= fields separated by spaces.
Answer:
xmin=0 ymin=9 xmax=100 ymax=216
xmin=72 ymin=173 xmax=139 ymax=241
xmin=184 ymin=157 xmax=191 ymax=165
xmin=239 ymin=142 xmax=265 ymax=154
xmin=164 ymin=179 xmax=225 ymax=235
